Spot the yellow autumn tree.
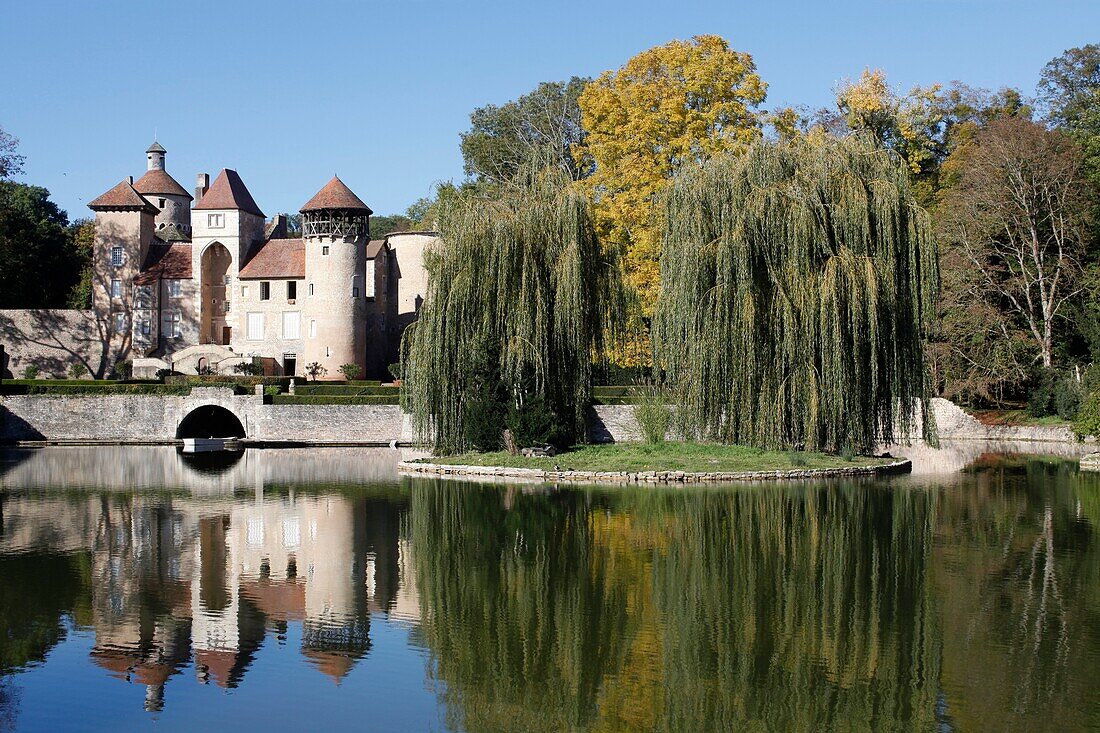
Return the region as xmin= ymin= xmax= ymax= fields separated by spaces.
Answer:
xmin=577 ymin=35 xmax=767 ymax=325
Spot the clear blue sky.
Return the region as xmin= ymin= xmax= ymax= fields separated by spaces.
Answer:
xmin=2 ymin=0 xmax=1097 ymax=221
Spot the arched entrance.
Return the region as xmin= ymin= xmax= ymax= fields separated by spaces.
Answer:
xmin=201 ymin=242 xmax=232 ymax=344
xmin=176 ymin=405 xmax=246 ymax=439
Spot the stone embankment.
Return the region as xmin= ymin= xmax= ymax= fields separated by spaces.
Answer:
xmin=397 ymin=457 xmax=912 ymax=485
xmin=1082 ymin=453 xmax=1100 ymax=472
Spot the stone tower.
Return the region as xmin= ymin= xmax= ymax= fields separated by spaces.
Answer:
xmin=132 ymin=141 xmax=193 ymax=233
xmin=300 ymin=176 xmax=372 ymax=378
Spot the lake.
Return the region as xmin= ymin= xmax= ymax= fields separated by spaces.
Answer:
xmin=0 ymin=445 xmax=1097 ymax=732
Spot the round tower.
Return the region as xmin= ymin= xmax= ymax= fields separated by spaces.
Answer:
xmin=300 ymin=176 xmax=372 ymax=379
xmin=133 ymin=141 xmax=193 ymax=232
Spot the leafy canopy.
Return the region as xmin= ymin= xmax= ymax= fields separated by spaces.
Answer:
xmin=404 ymin=164 xmax=623 ymax=454
xmin=577 ymin=35 xmax=767 ymax=314
xmin=654 ymin=134 xmax=939 ymax=453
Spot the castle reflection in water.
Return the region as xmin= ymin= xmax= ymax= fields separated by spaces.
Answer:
xmin=0 ymin=446 xmax=420 ymax=712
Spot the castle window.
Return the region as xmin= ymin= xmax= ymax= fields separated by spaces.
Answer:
xmin=111 ymin=246 xmax=124 ymax=267
xmin=247 ymin=312 xmax=264 ymax=340
xmin=110 ymin=279 xmax=121 ymax=298
xmin=114 ymin=312 xmax=126 ymax=332
xmin=208 ymin=213 xmax=224 ymax=229
xmin=308 ymin=282 xmax=314 ymax=296
xmin=282 ymin=311 xmax=300 ymax=339
xmin=260 ymin=282 xmax=271 ymax=301
xmin=168 ymin=279 xmax=182 ymax=297
xmin=162 ymin=311 xmax=181 ymax=338
xmin=139 ymin=320 xmax=150 ymax=336
xmin=224 ymin=300 xmax=231 ymax=314
xmin=309 ymin=319 xmax=317 ymax=338
xmin=241 ymin=285 xmax=250 ymax=299
xmin=352 ymin=275 xmax=361 ymax=298
xmin=158 ymin=198 xmax=165 ymax=209
xmin=287 ymin=281 xmax=297 ymax=300
xmin=322 ymin=246 xmax=330 ymax=256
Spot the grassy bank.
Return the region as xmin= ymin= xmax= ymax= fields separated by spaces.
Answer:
xmin=419 ymin=442 xmax=888 ymax=473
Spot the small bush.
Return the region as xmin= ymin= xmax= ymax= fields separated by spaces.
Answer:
xmin=69 ymin=363 xmax=87 ymax=379
xmin=507 ymin=396 xmax=565 ymax=447
xmin=22 ymin=365 xmax=40 ymax=379
xmin=196 ymin=364 xmax=216 ymax=376
xmin=233 ymin=361 xmax=264 ymax=376
xmin=304 ymin=362 xmax=327 ymax=381
xmin=463 ymin=394 xmax=506 ymax=451
xmin=1074 ymin=392 xmax=1100 ymax=440
xmin=338 ymin=363 xmax=362 ymax=381
xmin=787 ymin=451 xmax=809 ymax=467
xmin=1028 ymin=368 xmax=1084 ymax=420
xmin=388 ymin=362 xmax=402 ymax=381
xmin=271 ymin=394 xmax=400 ymax=405
xmin=155 ymin=368 xmax=176 ymax=381
xmin=631 ymin=387 xmax=670 ymax=444
xmin=263 ymin=385 xmax=281 ymax=397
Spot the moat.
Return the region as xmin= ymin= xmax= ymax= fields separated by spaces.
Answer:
xmin=0 ymin=445 xmax=1097 ymax=732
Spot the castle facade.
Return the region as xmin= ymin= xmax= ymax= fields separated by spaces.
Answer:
xmin=84 ymin=142 xmax=433 ymax=379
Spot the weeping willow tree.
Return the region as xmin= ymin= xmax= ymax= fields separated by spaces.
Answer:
xmin=404 ymin=165 xmax=622 ymax=454
xmin=654 ymin=134 xmax=939 ymax=453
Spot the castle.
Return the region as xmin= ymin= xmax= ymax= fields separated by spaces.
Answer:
xmin=80 ymin=141 xmax=434 ymax=379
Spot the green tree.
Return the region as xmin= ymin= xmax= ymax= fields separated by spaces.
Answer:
xmin=0 ymin=182 xmax=84 ymax=308
xmin=66 ymin=218 xmax=94 ymax=309
xmin=0 ymin=125 xmax=24 ymax=180
xmin=369 ymin=214 xmax=414 ymax=239
xmin=460 ymin=77 xmax=590 ymax=184
xmin=404 ymin=164 xmax=623 ymax=454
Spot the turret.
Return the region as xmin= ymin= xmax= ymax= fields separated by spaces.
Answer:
xmin=300 ymin=176 xmax=372 ymax=378
xmin=133 ymin=141 xmax=193 ymax=232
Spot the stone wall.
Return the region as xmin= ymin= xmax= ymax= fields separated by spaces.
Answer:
xmin=0 ymin=387 xmax=409 ymax=444
xmin=0 ymin=309 xmax=122 ymax=379
xmin=591 ymin=398 xmax=1082 ymax=444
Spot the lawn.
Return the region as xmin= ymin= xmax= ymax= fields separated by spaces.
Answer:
xmin=970 ymin=409 xmax=1071 ymax=427
xmin=419 ymin=442 xmax=888 ymax=473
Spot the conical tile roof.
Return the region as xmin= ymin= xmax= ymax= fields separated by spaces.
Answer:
xmin=193 ymin=169 xmax=264 ymax=217
xmin=300 ymin=176 xmax=372 ymax=214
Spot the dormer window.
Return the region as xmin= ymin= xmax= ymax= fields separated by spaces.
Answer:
xmin=111 ymin=247 xmax=124 ymax=267
xmin=208 ymin=213 xmax=225 ymax=229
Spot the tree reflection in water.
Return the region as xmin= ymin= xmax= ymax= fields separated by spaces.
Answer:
xmin=410 ymin=460 xmax=1100 ymax=733
xmin=0 ymin=450 xmax=1096 ymax=730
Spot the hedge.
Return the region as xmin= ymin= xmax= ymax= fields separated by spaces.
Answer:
xmin=271 ymin=395 xmax=401 ymax=405
xmin=291 ymin=385 xmax=400 ymax=396
xmin=1 ymin=383 xmax=194 ymax=396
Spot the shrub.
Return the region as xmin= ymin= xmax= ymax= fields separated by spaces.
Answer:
xmin=196 ymin=364 xmax=216 ymax=376
xmin=1028 ymin=368 xmax=1084 ymax=420
xmin=155 ymin=368 xmax=175 ymax=381
xmin=22 ymin=365 xmax=40 ymax=379
xmin=463 ymin=394 xmax=506 ymax=451
xmin=304 ymin=362 xmax=327 ymax=381
xmin=1074 ymin=392 xmax=1100 ymax=440
xmin=263 ymin=385 xmax=281 ymax=397
xmin=507 ymin=396 xmax=565 ymax=447
xmin=68 ymin=363 xmax=87 ymax=379
xmin=388 ymin=362 xmax=402 ymax=381
xmin=631 ymin=387 xmax=670 ymax=444
xmin=787 ymin=451 xmax=809 ymax=467
xmin=338 ymin=363 xmax=362 ymax=381
xmin=233 ymin=361 xmax=264 ymax=376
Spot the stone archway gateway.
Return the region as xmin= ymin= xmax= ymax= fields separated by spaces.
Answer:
xmin=201 ymin=242 xmax=232 ymax=345
xmin=176 ymin=404 xmax=246 ymax=439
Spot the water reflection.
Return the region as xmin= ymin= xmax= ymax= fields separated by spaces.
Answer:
xmin=0 ymin=447 xmax=1097 ymax=731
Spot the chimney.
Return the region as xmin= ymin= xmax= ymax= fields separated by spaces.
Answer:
xmin=127 ymin=175 xmax=134 ymax=185
xmin=195 ymin=173 xmax=209 ymax=203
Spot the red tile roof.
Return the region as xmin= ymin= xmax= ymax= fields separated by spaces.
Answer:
xmin=238 ymin=238 xmax=305 ymax=279
xmin=133 ymin=168 xmax=192 ymax=199
xmin=88 ymin=180 xmax=159 ymax=213
xmin=300 ymin=176 xmax=372 ymax=214
xmin=134 ymin=242 xmax=192 ymax=284
xmin=193 ymin=169 xmax=264 ymax=217
xmin=365 ymin=239 xmax=388 ymax=259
